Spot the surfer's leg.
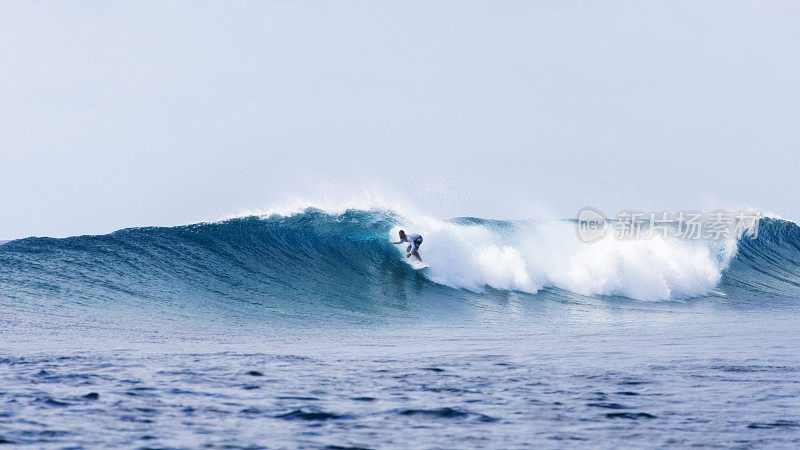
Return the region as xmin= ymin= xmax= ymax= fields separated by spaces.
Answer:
xmin=411 ymin=238 xmax=422 ymax=261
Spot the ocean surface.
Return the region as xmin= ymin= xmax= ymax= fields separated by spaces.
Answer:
xmin=1 ymin=208 xmax=800 ymax=448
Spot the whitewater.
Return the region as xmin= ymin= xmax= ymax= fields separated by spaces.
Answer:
xmin=2 ymin=206 xmax=800 ymax=448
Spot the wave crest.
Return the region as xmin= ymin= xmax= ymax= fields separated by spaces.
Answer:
xmin=1 ymin=209 xmax=798 ymax=307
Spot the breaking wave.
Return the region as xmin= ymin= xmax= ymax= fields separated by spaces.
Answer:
xmin=1 ymin=208 xmax=798 ymax=314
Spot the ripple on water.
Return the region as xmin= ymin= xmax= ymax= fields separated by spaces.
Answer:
xmin=398 ymin=407 xmax=498 ymax=422
xmin=605 ymin=412 xmax=657 ymax=420
xmin=586 ymin=402 xmax=629 ymax=410
xmin=747 ymin=420 xmax=800 ymax=429
xmin=276 ymin=409 xmax=344 ymax=421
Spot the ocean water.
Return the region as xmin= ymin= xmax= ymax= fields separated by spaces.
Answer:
xmin=1 ymin=209 xmax=800 ymax=448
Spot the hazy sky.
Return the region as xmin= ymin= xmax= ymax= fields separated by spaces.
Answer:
xmin=2 ymin=1 xmax=798 ymax=239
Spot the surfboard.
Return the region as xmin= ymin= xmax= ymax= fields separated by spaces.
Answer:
xmin=408 ymin=260 xmax=429 ymax=270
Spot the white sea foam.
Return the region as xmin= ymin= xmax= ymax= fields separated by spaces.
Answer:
xmin=392 ymin=214 xmax=738 ymax=301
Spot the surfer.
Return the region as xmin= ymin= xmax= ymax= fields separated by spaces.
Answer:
xmin=392 ymin=230 xmax=423 ymax=261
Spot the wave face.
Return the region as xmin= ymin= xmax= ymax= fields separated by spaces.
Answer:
xmin=1 ymin=209 xmax=799 ymax=316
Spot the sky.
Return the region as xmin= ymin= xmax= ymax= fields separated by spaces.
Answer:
xmin=1 ymin=1 xmax=798 ymax=239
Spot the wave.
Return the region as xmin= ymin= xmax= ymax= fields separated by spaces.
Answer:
xmin=1 ymin=209 xmax=799 ymax=313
